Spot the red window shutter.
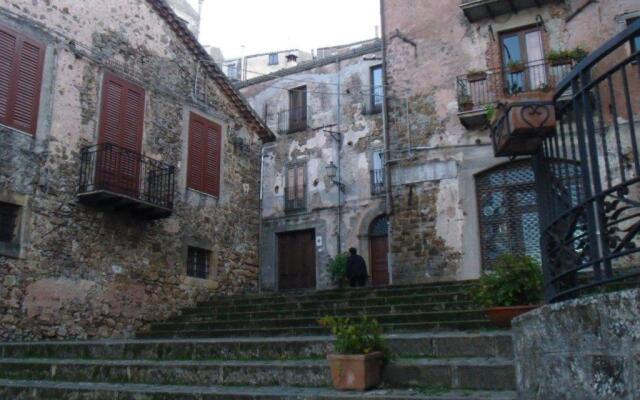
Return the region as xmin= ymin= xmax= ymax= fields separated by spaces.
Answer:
xmin=188 ymin=113 xmax=222 ymax=197
xmin=99 ymin=73 xmax=144 ymax=152
xmin=0 ymin=25 xmax=44 ymax=135
xmin=188 ymin=115 xmax=206 ymax=192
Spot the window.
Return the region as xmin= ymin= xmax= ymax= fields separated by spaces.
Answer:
xmin=0 ymin=202 xmax=20 ymax=243
xmin=628 ymin=17 xmax=640 ymax=53
xmin=370 ymin=65 xmax=383 ymax=113
xmin=371 ymin=150 xmax=385 ymax=195
xmin=268 ymin=53 xmax=279 ymax=65
xmin=500 ymin=26 xmax=546 ymax=94
xmin=476 ymin=160 xmax=541 ymax=269
xmin=187 ymin=246 xmax=210 ymax=279
xmin=226 ymin=63 xmax=237 ymax=79
xmin=0 ymin=24 xmax=45 ymax=135
xmin=187 ymin=113 xmax=222 ymax=197
xmin=285 ymin=163 xmax=305 ymax=211
xmin=287 ymin=86 xmax=307 ymax=133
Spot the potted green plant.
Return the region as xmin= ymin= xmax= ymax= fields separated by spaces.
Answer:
xmin=458 ymin=94 xmax=474 ymax=111
xmin=319 ymin=316 xmax=388 ymax=390
xmin=485 ymin=103 xmax=497 ymax=124
xmin=328 ymin=252 xmax=348 ymax=287
xmin=470 ymin=254 xmax=543 ymax=328
xmin=467 ymin=68 xmax=487 ymax=82
xmin=546 ymin=49 xmax=573 ymax=66
xmin=570 ymin=46 xmax=588 ymax=62
xmin=506 ymin=59 xmax=525 ymax=73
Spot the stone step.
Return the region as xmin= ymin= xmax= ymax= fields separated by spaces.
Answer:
xmin=178 ymin=301 xmax=476 ymax=322
xmin=0 ymin=357 xmax=515 ymax=390
xmin=203 ymin=281 xmax=477 ymax=305
xmin=137 ymin=320 xmax=495 ymax=338
xmin=192 ymin=292 xmax=473 ymax=313
xmin=150 ymin=310 xmax=488 ymax=331
xmin=0 ymin=379 xmax=518 ymax=399
xmin=0 ymin=332 xmax=513 ymax=360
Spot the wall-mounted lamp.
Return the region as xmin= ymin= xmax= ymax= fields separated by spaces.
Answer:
xmin=326 ymin=161 xmax=346 ymax=192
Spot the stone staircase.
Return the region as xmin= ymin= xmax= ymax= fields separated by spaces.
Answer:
xmin=0 ymin=281 xmax=518 ymax=399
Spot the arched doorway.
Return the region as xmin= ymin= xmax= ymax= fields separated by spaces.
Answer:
xmin=369 ymin=215 xmax=389 ymax=286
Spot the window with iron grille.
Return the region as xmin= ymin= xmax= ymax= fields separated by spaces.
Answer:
xmin=371 ymin=149 xmax=385 ymax=195
xmin=369 ymin=65 xmax=383 ymax=113
xmin=285 ymin=163 xmax=306 ymax=211
xmin=268 ymin=53 xmax=279 ymax=65
xmin=476 ymin=160 xmax=541 ymax=269
xmin=0 ymin=202 xmax=20 ymax=243
xmin=187 ymin=246 xmax=210 ymax=279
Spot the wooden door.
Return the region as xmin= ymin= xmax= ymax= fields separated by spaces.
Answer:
xmin=370 ymin=236 xmax=389 ymax=286
xmin=97 ymin=73 xmax=145 ymax=197
xmin=278 ymin=229 xmax=316 ymax=290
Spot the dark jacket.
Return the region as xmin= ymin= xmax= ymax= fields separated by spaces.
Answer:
xmin=346 ymin=254 xmax=368 ymax=279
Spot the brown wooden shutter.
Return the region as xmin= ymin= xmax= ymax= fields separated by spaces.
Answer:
xmin=296 ymin=164 xmax=304 ymax=200
xmin=0 ymin=25 xmax=44 ymax=135
xmin=99 ymin=73 xmax=144 ymax=153
xmin=188 ymin=113 xmax=222 ymax=197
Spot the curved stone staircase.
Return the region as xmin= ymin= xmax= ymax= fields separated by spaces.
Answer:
xmin=0 ymin=281 xmax=518 ymax=399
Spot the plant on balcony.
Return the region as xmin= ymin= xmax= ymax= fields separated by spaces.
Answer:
xmin=328 ymin=252 xmax=348 ymax=287
xmin=466 ymin=68 xmax=487 ymax=82
xmin=319 ymin=316 xmax=389 ymax=390
xmin=546 ymin=49 xmax=573 ymax=66
xmin=470 ymin=254 xmax=543 ymax=327
xmin=506 ymin=59 xmax=525 ymax=73
xmin=485 ymin=104 xmax=497 ymax=124
xmin=458 ymin=94 xmax=474 ymax=111
xmin=570 ymin=46 xmax=588 ymax=62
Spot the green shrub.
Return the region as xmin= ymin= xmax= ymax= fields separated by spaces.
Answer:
xmin=318 ymin=316 xmax=389 ymax=356
xmin=328 ymin=253 xmax=348 ymax=284
xmin=570 ymin=47 xmax=588 ymax=62
xmin=470 ymin=254 xmax=543 ymax=308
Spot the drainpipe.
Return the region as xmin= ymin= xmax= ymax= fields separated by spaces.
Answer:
xmin=336 ymin=57 xmax=343 ymax=254
xmin=380 ymin=0 xmax=394 ymax=284
xmin=258 ymin=144 xmax=266 ymax=293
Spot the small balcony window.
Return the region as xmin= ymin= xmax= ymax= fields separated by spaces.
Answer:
xmin=285 ymin=163 xmax=306 ymax=212
xmin=268 ymin=53 xmax=279 ymax=65
xmin=369 ymin=65 xmax=383 ymax=114
xmin=371 ymin=150 xmax=386 ymax=195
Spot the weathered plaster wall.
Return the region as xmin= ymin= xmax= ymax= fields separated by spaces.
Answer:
xmin=513 ymin=289 xmax=640 ymax=400
xmin=382 ymin=0 xmax=639 ymax=282
xmin=0 ymin=0 xmax=265 ymax=340
xmin=240 ymin=50 xmax=386 ymax=290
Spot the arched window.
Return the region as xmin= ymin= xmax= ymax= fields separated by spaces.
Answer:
xmin=476 ymin=160 xmax=540 ymax=269
xmin=369 ymin=215 xmax=388 ymax=237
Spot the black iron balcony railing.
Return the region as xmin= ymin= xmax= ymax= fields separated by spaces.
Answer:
xmin=284 ymin=187 xmax=306 ymax=212
xmin=456 ymin=59 xmax=575 ymax=112
xmin=277 ymin=106 xmax=310 ymax=134
xmin=78 ymin=143 xmax=175 ymax=218
xmin=363 ymin=88 xmax=383 ymax=115
xmin=371 ymin=169 xmax=386 ymax=195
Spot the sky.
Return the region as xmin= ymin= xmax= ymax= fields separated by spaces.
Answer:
xmin=198 ymin=0 xmax=381 ymax=59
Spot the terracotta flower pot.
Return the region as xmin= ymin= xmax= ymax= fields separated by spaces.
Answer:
xmin=327 ymin=352 xmax=383 ymax=390
xmin=486 ymin=305 xmax=538 ymax=328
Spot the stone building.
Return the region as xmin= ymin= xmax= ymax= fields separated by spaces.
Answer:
xmin=0 ymin=0 xmax=273 ymax=341
xmin=380 ymin=0 xmax=640 ymax=283
xmin=166 ymin=0 xmax=203 ymax=38
xmin=222 ymin=49 xmax=313 ymax=82
xmin=238 ymin=40 xmax=385 ymax=290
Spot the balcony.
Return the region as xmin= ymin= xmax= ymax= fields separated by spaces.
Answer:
xmin=456 ymin=59 xmax=573 ymax=128
xmin=362 ymin=88 xmax=383 ymax=115
xmin=370 ymin=169 xmax=386 ymax=195
xmin=491 ymin=100 xmax=556 ymax=157
xmin=77 ymin=143 xmax=175 ymax=219
xmin=460 ymin=0 xmax=563 ymax=23
xmin=277 ymin=107 xmax=311 ymax=135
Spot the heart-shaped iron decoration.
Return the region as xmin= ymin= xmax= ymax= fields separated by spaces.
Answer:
xmin=520 ymin=104 xmax=551 ymax=128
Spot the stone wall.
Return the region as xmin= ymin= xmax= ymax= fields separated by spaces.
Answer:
xmin=0 ymin=0 xmax=267 ymax=341
xmin=381 ymin=0 xmax=640 ymax=282
xmin=513 ymin=289 xmax=640 ymax=400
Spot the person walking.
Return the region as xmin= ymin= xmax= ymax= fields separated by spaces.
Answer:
xmin=346 ymin=247 xmax=368 ymax=287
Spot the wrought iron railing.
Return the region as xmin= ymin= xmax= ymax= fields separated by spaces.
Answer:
xmin=362 ymin=87 xmax=383 ymax=115
xmin=78 ymin=143 xmax=175 ymax=210
xmin=534 ymin=19 xmax=640 ymax=301
xmin=370 ymin=169 xmax=386 ymax=195
xmin=456 ymin=59 xmax=574 ymax=111
xmin=284 ymin=184 xmax=306 ymax=212
xmin=277 ymin=106 xmax=310 ymax=134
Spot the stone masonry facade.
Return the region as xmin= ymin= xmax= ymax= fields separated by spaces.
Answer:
xmin=0 ymin=0 xmax=271 ymax=341
xmin=381 ymin=0 xmax=640 ymax=283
